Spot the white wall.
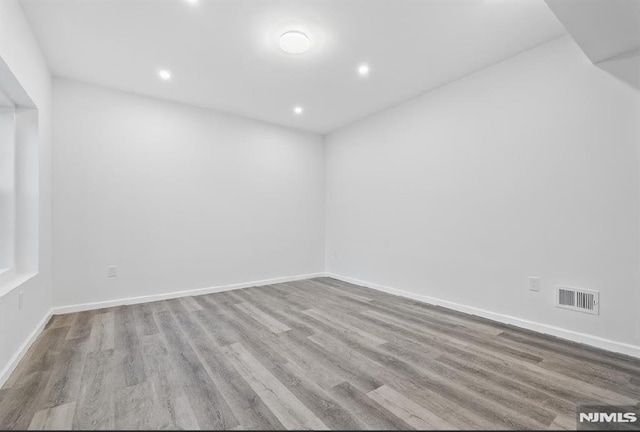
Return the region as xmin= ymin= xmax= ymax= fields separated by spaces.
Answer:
xmin=325 ymin=35 xmax=640 ymax=352
xmin=4 ymin=11 xmax=638 ymax=369
xmin=0 ymin=108 xmax=15 ymax=271
xmin=0 ymin=0 xmax=53 ymax=382
xmin=53 ymin=79 xmax=324 ymax=307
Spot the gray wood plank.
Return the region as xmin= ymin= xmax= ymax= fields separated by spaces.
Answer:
xmin=130 ymin=303 xmax=159 ymax=337
xmin=87 ymin=312 xmax=115 ymax=353
xmin=4 ymin=327 xmax=68 ymax=390
xmin=0 ymin=370 xmax=54 ymax=429
xmin=28 ymin=402 xmax=76 ymax=430
xmin=114 ymin=381 xmax=170 ymax=430
xmin=329 ymin=381 xmax=411 ymax=430
xmin=170 ymin=303 xmax=284 ymax=430
xmin=303 ymin=308 xmax=387 ymax=347
xmin=140 ymin=333 xmax=200 ymax=430
xmin=46 ymin=314 xmax=77 ymax=330
xmin=154 ymin=311 xmax=239 ymax=430
xmin=113 ymin=306 xmax=147 ymax=389
xmin=235 ymin=302 xmax=291 ymax=334
xmin=40 ymin=338 xmax=88 ymax=409
xmin=179 ymin=296 xmax=204 ymax=312
xmin=72 ymin=350 xmax=115 ymax=430
xmin=223 ymin=342 xmax=328 ymax=430
xmin=66 ymin=311 xmax=95 ymax=341
xmin=368 ymin=384 xmax=455 ymax=430
xmin=278 ymin=360 xmax=362 ymax=430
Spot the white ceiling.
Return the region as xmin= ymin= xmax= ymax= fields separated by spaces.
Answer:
xmin=20 ymin=0 xmax=566 ymax=133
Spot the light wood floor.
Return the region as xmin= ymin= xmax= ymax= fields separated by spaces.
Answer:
xmin=1 ymin=277 xmax=639 ymax=430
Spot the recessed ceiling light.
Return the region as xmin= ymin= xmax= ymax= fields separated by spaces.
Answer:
xmin=358 ymin=64 xmax=370 ymax=76
xmin=158 ymin=69 xmax=172 ymax=81
xmin=279 ymin=31 xmax=310 ymax=54
xmin=293 ymin=106 xmax=303 ymax=115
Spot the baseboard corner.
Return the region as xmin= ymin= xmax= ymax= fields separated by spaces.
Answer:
xmin=0 ymin=308 xmax=53 ymax=388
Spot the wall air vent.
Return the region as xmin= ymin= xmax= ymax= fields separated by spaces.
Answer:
xmin=556 ymin=286 xmax=599 ymax=315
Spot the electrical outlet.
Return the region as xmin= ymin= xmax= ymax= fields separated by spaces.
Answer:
xmin=18 ymin=291 xmax=23 ymax=310
xmin=528 ymin=276 xmax=540 ymax=292
xmin=107 ymin=266 xmax=117 ymax=278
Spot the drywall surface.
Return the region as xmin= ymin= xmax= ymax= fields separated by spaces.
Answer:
xmin=0 ymin=0 xmax=53 ymax=382
xmin=53 ymin=79 xmax=324 ymax=306
xmin=325 ymin=35 xmax=640 ymax=349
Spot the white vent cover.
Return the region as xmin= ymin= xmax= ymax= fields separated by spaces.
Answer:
xmin=556 ymin=286 xmax=599 ymax=315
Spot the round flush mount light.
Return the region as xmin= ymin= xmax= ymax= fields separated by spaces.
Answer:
xmin=358 ymin=64 xmax=370 ymax=76
xmin=158 ymin=69 xmax=172 ymax=81
xmin=279 ymin=31 xmax=310 ymax=54
xmin=293 ymin=106 xmax=303 ymax=115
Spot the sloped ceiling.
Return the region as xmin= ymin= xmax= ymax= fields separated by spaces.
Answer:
xmin=545 ymin=0 xmax=640 ymax=90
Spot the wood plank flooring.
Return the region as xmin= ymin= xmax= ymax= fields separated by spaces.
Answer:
xmin=1 ymin=277 xmax=639 ymax=430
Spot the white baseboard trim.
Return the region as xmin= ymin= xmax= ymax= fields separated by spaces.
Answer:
xmin=8 ymin=270 xmax=636 ymax=389
xmin=2 ymin=272 xmax=325 ymax=388
xmin=0 ymin=309 xmax=53 ymax=388
xmin=52 ymin=272 xmax=326 ymax=315
xmin=326 ymin=273 xmax=640 ymax=359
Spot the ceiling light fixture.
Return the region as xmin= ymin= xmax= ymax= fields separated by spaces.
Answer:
xmin=158 ymin=69 xmax=172 ymax=81
xmin=358 ymin=64 xmax=370 ymax=76
xmin=293 ymin=106 xmax=303 ymax=115
xmin=279 ymin=31 xmax=310 ymax=54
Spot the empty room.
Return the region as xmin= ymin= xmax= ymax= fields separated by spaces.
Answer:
xmin=1 ymin=0 xmax=639 ymax=430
